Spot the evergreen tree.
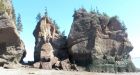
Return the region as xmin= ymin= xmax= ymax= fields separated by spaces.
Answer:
xmin=96 ymin=7 xmax=99 ymax=14
xmin=90 ymin=6 xmax=96 ymax=14
xmin=44 ymin=7 xmax=48 ymax=17
xmin=61 ymin=30 xmax=65 ymax=36
xmin=53 ymin=20 xmax=60 ymax=34
xmin=61 ymin=30 xmax=67 ymax=39
xmin=90 ymin=9 xmax=96 ymax=14
xmin=121 ymin=21 xmax=127 ymax=32
xmin=102 ymin=12 xmax=108 ymax=17
xmin=16 ymin=13 xmax=23 ymax=33
xmin=12 ymin=6 xmax=16 ymax=24
xmin=53 ymin=20 xmax=59 ymax=29
xmin=36 ymin=13 xmax=41 ymax=22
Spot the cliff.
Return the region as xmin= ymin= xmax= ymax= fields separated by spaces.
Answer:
xmin=0 ymin=0 xmax=26 ymax=68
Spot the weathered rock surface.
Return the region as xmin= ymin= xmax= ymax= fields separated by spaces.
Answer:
xmin=33 ymin=17 xmax=55 ymax=62
xmin=33 ymin=17 xmax=73 ymax=70
xmin=0 ymin=0 xmax=26 ymax=68
xmin=68 ymin=8 xmax=136 ymax=72
xmin=33 ymin=8 xmax=135 ymax=72
xmin=0 ymin=0 xmax=14 ymax=21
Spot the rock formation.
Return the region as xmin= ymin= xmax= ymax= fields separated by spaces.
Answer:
xmin=68 ymin=8 xmax=136 ymax=72
xmin=33 ymin=17 xmax=55 ymax=62
xmin=33 ymin=8 xmax=136 ymax=72
xmin=0 ymin=0 xmax=26 ymax=68
xmin=0 ymin=0 xmax=136 ymax=72
xmin=33 ymin=17 xmax=74 ymax=70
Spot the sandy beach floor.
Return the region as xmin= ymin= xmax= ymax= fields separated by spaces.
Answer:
xmin=0 ymin=67 xmax=140 ymax=75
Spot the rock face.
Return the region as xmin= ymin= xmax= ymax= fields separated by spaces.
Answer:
xmin=33 ymin=17 xmax=55 ymax=62
xmin=33 ymin=17 xmax=73 ymax=70
xmin=0 ymin=0 xmax=26 ymax=68
xmin=0 ymin=0 xmax=14 ymax=21
xmin=33 ymin=8 xmax=135 ymax=72
xmin=68 ymin=8 xmax=136 ymax=72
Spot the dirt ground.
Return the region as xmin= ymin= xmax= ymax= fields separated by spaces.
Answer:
xmin=0 ymin=67 xmax=140 ymax=75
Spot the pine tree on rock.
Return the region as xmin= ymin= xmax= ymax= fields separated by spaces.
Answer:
xmin=16 ymin=13 xmax=23 ymax=33
xmin=44 ymin=7 xmax=48 ymax=17
xmin=36 ymin=13 xmax=41 ymax=22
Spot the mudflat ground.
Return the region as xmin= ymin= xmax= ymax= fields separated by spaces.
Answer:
xmin=0 ymin=67 xmax=140 ymax=75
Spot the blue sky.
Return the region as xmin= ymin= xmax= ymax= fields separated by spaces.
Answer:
xmin=13 ymin=0 xmax=140 ymax=68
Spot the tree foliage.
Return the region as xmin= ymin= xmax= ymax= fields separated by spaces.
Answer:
xmin=44 ymin=7 xmax=48 ymax=17
xmin=53 ymin=20 xmax=60 ymax=34
xmin=12 ymin=6 xmax=16 ymax=24
xmin=90 ymin=7 xmax=101 ymax=15
xmin=61 ymin=30 xmax=65 ymax=36
xmin=60 ymin=30 xmax=67 ymax=39
xmin=102 ymin=12 xmax=109 ymax=17
xmin=16 ymin=13 xmax=23 ymax=33
xmin=109 ymin=16 xmax=127 ymax=31
xmin=36 ymin=13 xmax=41 ymax=22
xmin=121 ymin=21 xmax=127 ymax=32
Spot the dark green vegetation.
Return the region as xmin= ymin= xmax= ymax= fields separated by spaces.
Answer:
xmin=16 ymin=13 xmax=23 ymax=33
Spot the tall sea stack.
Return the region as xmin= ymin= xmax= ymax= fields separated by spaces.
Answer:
xmin=68 ymin=8 xmax=136 ymax=72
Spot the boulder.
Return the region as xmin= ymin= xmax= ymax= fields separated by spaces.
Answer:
xmin=60 ymin=59 xmax=72 ymax=71
xmin=68 ymin=8 xmax=136 ymax=72
xmin=40 ymin=43 xmax=54 ymax=62
xmin=33 ymin=62 xmax=40 ymax=69
xmin=40 ymin=62 xmax=52 ymax=70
